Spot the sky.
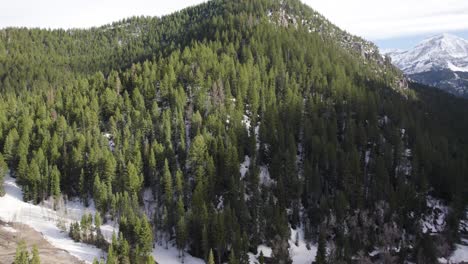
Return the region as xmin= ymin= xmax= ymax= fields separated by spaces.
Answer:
xmin=1 ymin=0 xmax=468 ymax=50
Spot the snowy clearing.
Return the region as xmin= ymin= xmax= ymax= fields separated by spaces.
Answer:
xmin=0 ymin=174 xmax=105 ymax=263
xmin=289 ymin=227 xmax=317 ymax=264
xmin=0 ymin=174 xmax=205 ymax=264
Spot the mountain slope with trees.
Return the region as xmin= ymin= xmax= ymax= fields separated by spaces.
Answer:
xmin=0 ymin=0 xmax=467 ymax=263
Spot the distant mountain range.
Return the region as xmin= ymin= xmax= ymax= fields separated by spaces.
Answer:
xmin=385 ymin=33 xmax=468 ymax=97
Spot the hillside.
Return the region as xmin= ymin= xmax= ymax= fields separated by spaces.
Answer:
xmin=0 ymin=0 xmax=467 ymax=263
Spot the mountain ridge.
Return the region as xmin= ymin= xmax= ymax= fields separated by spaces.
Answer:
xmin=387 ymin=33 xmax=468 ymax=74
xmin=386 ymin=33 xmax=468 ymax=97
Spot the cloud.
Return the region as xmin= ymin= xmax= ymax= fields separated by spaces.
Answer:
xmin=0 ymin=0 xmax=207 ymax=29
xmin=305 ymin=0 xmax=468 ymax=40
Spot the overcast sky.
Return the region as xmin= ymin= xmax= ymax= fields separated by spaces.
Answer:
xmin=1 ymin=0 xmax=468 ymax=49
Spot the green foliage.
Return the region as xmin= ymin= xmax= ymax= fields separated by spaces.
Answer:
xmin=0 ymin=0 xmax=467 ymax=263
xmin=315 ymin=229 xmax=327 ymax=264
xmin=208 ymin=249 xmax=215 ymax=264
xmin=14 ymin=241 xmax=29 ymax=264
xmin=0 ymin=153 xmax=7 ymax=196
xmin=30 ymin=245 xmax=41 ymax=264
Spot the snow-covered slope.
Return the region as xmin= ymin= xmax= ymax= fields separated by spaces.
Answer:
xmin=0 ymin=174 xmax=105 ymax=263
xmin=386 ymin=34 xmax=468 ymax=74
xmin=385 ymin=34 xmax=468 ymax=97
xmin=0 ymin=174 xmax=205 ymax=264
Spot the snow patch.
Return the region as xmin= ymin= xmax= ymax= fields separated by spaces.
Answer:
xmin=103 ymin=133 xmax=115 ymax=151
xmin=242 ymin=114 xmax=251 ymax=136
xmin=449 ymin=240 xmax=468 ymax=263
xmin=289 ymin=227 xmax=317 ymax=264
xmin=248 ymin=244 xmax=272 ymax=263
xmin=240 ymin=155 xmax=251 ymax=179
xmin=448 ymin=61 xmax=468 ymax=72
xmin=153 ymin=243 xmax=204 ymax=264
xmin=259 ymin=166 xmax=274 ymax=186
xmin=1 ymin=225 xmax=17 ymax=233
xmin=421 ymin=196 xmax=448 ymax=234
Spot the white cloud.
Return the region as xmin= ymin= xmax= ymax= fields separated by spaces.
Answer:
xmin=0 ymin=0 xmax=207 ymax=29
xmin=0 ymin=0 xmax=467 ymax=40
xmin=305 ymin=0 xmax=468 ymax=39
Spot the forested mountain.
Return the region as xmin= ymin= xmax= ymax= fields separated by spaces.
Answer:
xmin=0 ymin=0 xmax=467 ymax=263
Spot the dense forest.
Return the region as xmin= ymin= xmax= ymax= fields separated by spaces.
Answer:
xmin=0 ymin=0 xmax=467 ymax=263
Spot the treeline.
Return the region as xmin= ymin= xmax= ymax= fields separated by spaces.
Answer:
xmin=0 ymin=0 xmax=467 ymax=263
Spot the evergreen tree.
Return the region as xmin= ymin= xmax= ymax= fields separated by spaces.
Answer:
xmin=106 ymin=244 xmax=118 ymax=264
xmin=163 ymin=159 xmax=174 ymax=232
xmin=0 ymin=153 xmax=7 ymax=196
xmin=137 ymin=215 xmax=154 ymax=258
xmin=207 ymin=249 xmax=215 ymax=264
xmin=228 ymin=250 xmax=239 ymax=264
xmin=30 ymin=245 xmax=41 ymax=264
xmin=176 ymin=216 xmax=187 ymax=257
xmin=50 ymin=165 xmax=61 ymax=198
xmin=258 ymin=251 xmax=265 ymax=264
xmin=315 ymin=229 xmax=327 ymax=264
xmin=14 ymin=241 xmax=29 ymax=264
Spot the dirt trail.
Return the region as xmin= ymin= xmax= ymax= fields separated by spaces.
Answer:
xmin=0 ymin=221 xmax=84 ymax=264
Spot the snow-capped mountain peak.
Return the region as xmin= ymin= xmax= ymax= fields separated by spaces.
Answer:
xmin=386 ymin=33 xmax=468 ymax=74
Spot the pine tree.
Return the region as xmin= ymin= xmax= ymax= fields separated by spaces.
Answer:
xmin=207 ymin=249 xmax=215 ymax=264
xmin=163 ymin=159 xmax=174 ymax=232
xmin=176 ymin=216 xmax=187 ymax=257
xmin=14 ymin=241 xmax=29 ymax=264
xmin=50 ymin=165 xmax=61 ymax=198
xmin=137 ymin=215 xmax=154 ymax=258
xmin=175 ymin=169 xmax=184 ymax=198
xmin=125 ymin=161 xmax=142 ymax=194
xmin=143 ymin=255 xmax=155 ymax=264
xmin=106 ymin=244 xmax=118 ymax=264
xmin=258 ymin=251 xmax=265 ymax=264
xmin=30 ymin=245 xmax=41 ymax=264
xmin=94 ymin=212 xmax=102 ymax=230
xmin=0 ymin=153 xmax=7 ymax=196
xmin=3 ymin=128 xmax=19 ymax=166
xmin=228 ymin=250 xmax=238 ymax=264
xmin=315 ymin=229 xmax=327 ymax=264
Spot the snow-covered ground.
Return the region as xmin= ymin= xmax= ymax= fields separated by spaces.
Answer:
xmin=289 ymin=227 xmax=317 ymax=264
xmin=421 ymin=196 xmax=448 ymax=234
xmin=259 ymin=165 xmax=275 ymax=186
xmin=153 ymin=243 xmax=204 ymax=264
xmin=450 ymin=239 xmax=468 ymax=263
xmin=248 ymin=227 xmax=317 ymax=264
xmin=0 ymin=174 xmax=204 ymax=264
xmin=248 ymin=244 xmax=272 ymax=263
xmin=421 ymin=196 xmax=468 ymax=263
xmin=0 ymin=174 xmax=105 ymax=263
xmin=240 ymin=155 xmax=251 ymax=179
xmin=141 ymin=187 xmax=205 ymax=264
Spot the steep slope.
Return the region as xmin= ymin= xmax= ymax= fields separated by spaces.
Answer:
xmin=386 ymin=33 xmax=468 ymax=97
xmin=0 ymin=0 xmax=467 ymax=264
